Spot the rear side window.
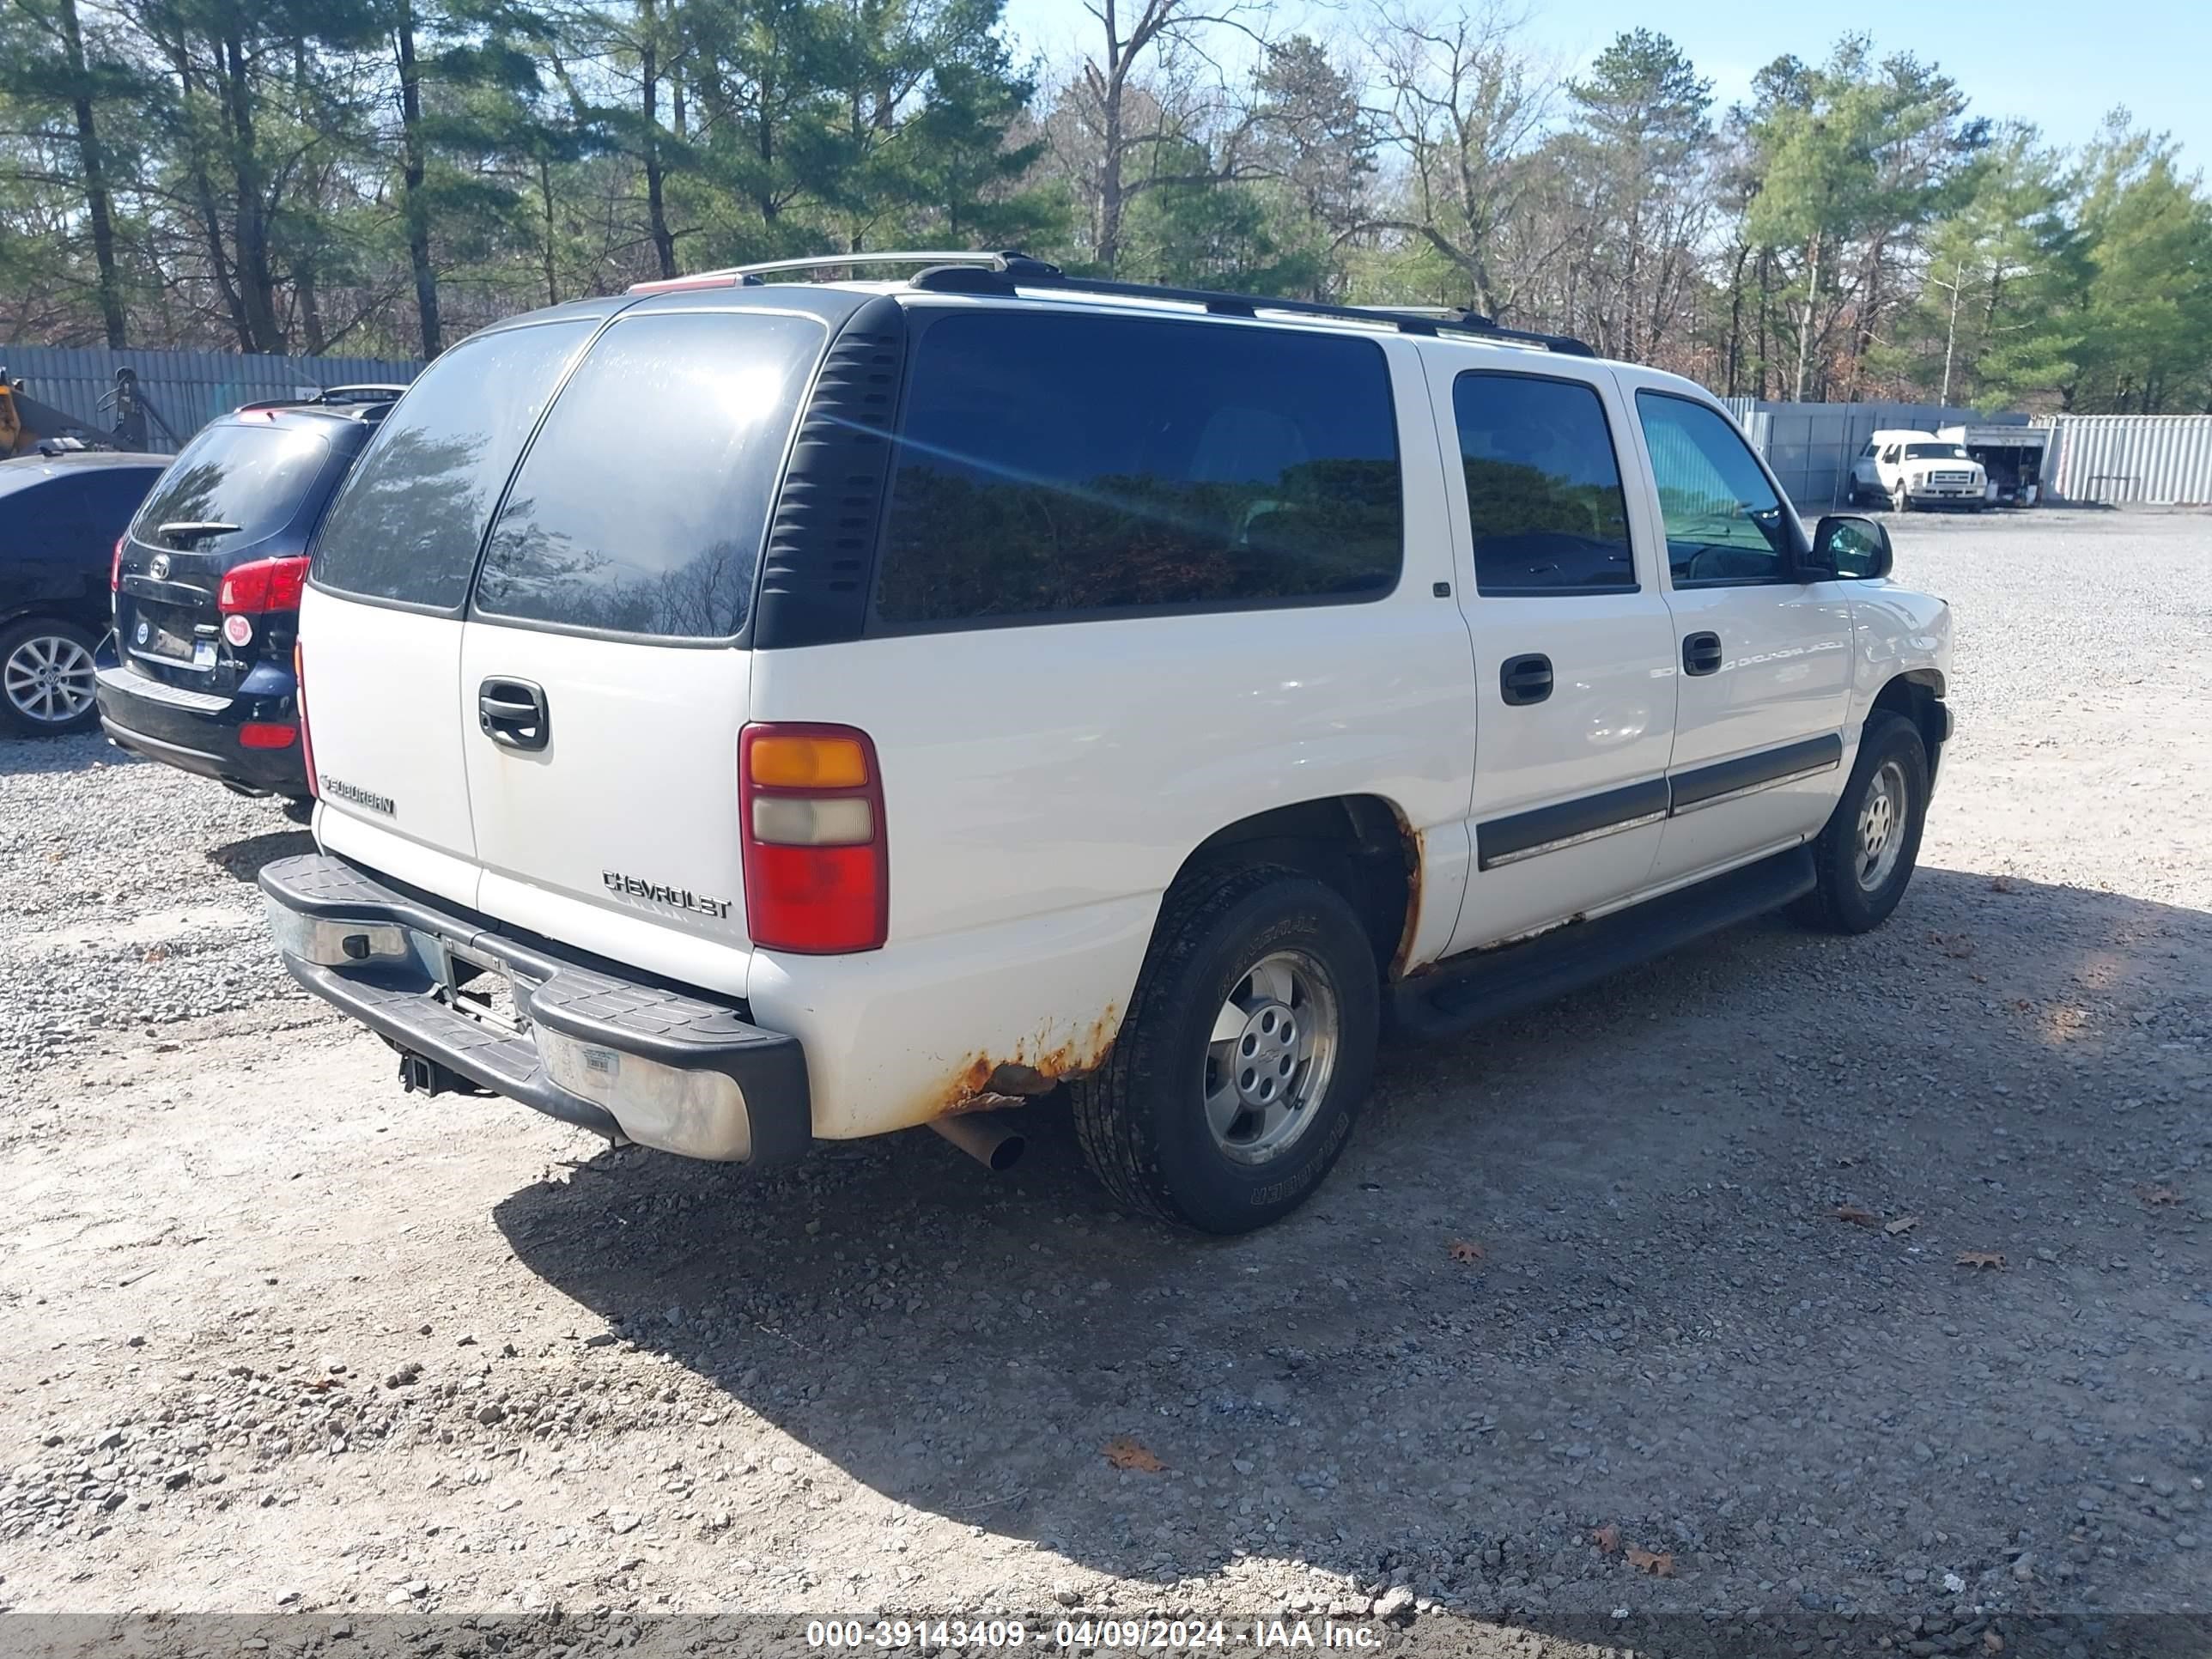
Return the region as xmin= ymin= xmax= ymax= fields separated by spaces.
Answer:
xmin=875 ymin=310 xmax=1402 ymax=627
xmin=130 ymin=424 xmax=331 ymax=554
xmin=1453 ymin=373 xmax=1635 ymax=594
xmin=313 ymin=321 xmax=590 ymax=609
xmin=474 ymin=311 xmax=824 ymax=640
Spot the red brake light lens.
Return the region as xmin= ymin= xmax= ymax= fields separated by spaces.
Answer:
xmin=111 ymin=536 xmax=125 ymax=592
xmin=218 ymin=555 xmax=310 ymax=615
xmin=238 ymin=721 xmax=297 ymax=749
xmin=738 ymin=723 xmax=886 ymax=953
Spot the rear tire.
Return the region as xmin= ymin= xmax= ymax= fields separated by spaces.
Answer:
xmin=1798 ymin=713 xmax=1929 ymax=934
xmin=0 ymin=619 xmax=100 ymax=737
xmin=1072 ymin=865 xmax=1379 ymax=1234
xmin=281 ymin=796 xmax=315 ymax=825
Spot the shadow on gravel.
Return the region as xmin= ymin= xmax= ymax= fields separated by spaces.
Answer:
xmin=205 ymin=828 xmax=314 ymax=881
xmin=495 ymin=866 xmax=2212 ymax=1638
xmin=0 ymin=730 xmax=137 ymax=777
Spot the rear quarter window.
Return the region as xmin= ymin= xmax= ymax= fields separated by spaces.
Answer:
xmin=874 ymin=309 xmax=1403 ymax=627
xmin=313 ymin=320 xmax=592 ymax=609
xmin=472 ymin=310 xmax=825 ymax=640
xmin=130 ymin=424 xmax=331 ymax=554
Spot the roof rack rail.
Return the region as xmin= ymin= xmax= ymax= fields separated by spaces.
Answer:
xmin=234 ymin=383 xmax=409 ymax=415
xmin=309 ymin=383 xmax=410 ymax=404
xmin=627 ymin=250 xmax=1031 ymax=295
xmin=625 ymin=248 xmax=1596 ymax=356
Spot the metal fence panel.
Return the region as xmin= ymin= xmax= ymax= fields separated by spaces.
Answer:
xmin=1 ymin=343 xmax=423 ymax=454
xmin=1729 ymin=399 xmax=2023 ymax=511
xmin=2040 ymin=414 xmax=2212 ymax=505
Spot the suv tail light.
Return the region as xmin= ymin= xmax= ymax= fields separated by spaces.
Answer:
xmin=111 ymin=536 xmax=125 ymax=592
xmin=218 ymin=554 xmax=311 ymax=615
xmin=738 ymin=724 xmax=886 ymax=953
xmin=295 ymin=641 xmax=317 ymax=799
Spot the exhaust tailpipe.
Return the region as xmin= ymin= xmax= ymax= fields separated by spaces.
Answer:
xmin=930 ymin=1112 xmax=1025 ymax=1172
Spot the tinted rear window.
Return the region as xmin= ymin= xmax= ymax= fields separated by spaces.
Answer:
xmin=313 ymin=321 xmax=591 ymax=608
xmin=473 ymin=311 xmax=824 ymax=639
xmin=1453 ymin=373 xmax=1635 ymax=593
xmin=875 ymin=310 xmax=1402 ymax=626
xmin=129 ymin=424 xmax=331 ymax=554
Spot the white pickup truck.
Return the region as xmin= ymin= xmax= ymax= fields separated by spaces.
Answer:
xmin=260 ymin=252 xmax=1953 ymax=1233
xmin=1850 ymin=429 xmax=1990 ymax=511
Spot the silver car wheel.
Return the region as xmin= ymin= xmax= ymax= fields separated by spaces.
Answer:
xmin=3 ymin=632 xmax=98 ymax=727
xmin=1201 ymin=949 xmax=1340 ymax=1165
xmin=1856 ymin=759 xmax=1908 ymax=892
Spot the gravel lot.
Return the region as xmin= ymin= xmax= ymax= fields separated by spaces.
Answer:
xmin=1 ymin=508 xmax=2208 ymax=1655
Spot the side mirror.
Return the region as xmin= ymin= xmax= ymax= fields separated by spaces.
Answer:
xmin=1808 ymin=514 xmax=1893 ymax=580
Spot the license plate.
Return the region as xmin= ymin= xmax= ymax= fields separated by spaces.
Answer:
xmin=140 ymin=625 xmax=215 ymax=669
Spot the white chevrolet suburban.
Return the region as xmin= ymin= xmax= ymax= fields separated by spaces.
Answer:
xmin=260 ymin=251 xmax=1953 ymax=1234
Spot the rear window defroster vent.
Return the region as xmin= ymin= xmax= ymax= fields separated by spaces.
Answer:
xmin=754 ymin=294 xmax=908 ymax=647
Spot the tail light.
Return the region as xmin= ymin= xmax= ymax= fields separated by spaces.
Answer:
xmin=111 ymin=536 xmax=125 ymax=592
xmin=294 ymin=641 xmax=317 ymax=799
xmin=218 ymin=554 xmax=311 ymax=615
xmin=738 ymin=723 xmax=887 ymax=953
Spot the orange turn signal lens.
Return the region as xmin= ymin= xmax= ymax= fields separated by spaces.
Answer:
xmin=746 ymin=734 xmax=869 ymax=790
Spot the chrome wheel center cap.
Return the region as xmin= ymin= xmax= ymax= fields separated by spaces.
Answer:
xmin=1230 ymin=1000 xmax=1298 ymax=1106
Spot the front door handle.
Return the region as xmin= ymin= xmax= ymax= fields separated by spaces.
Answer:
xmin=1682 ymin=632 xmax=1723 ymax=677
xmin=1499 ymin=653 xmax=1553 ymax=707
xmin=477 ymin=678 xmax=550 ymax=750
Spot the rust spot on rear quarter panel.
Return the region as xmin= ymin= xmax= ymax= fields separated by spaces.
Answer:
xmin=1389 ymin=817 xmax=1425 ymax=981
xmin=931 ymin=1004 xmax=1121 ymax=1118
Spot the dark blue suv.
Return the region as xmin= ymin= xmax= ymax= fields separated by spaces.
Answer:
xmin=1 ymin=450 xmax=168 ymax=735
xmin=97 ymin=386 xmax=404 ymax=812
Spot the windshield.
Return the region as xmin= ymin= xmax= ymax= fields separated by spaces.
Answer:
xmin=130 ymin=422 xmax=331 ymax=554
xmin=1905 ymin=443 xmax=1970 ymax=461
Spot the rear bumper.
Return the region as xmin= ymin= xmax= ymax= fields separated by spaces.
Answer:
xmin=258 ymin=853 xmax=811 ymax=1165
xmin=96 ymin=661 xmax=307 ymax=795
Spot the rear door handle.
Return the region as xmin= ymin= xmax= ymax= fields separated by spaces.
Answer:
xmin=1498 ymin=653 xmax=1553 ymax=706
xmin=477 ymin=678 xmax=550 ymax=750
xmin=1682 ymin=632 xmax=1723 ymax=677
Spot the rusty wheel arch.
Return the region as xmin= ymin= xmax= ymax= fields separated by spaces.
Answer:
xmin=1170 ymin=793 xmax=1417 ymax=980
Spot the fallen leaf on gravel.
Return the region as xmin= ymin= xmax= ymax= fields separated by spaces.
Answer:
xmin=1990 ymin=876 xmax=2018 ymax=894
xmin=1984 ymin=1631 xmax=2004 ymax=1654
xmin=1625 ymin=1546 xmax=1674 ymax=1577
xmin=2136 ymin=1185 xmax=2181 ymax=1207
xmin=143 ymin=946 xmax=167 ymax=963
xmin=1885 ymin=1215 xmax=1920 ymax=1236
xmin=1832 ymin=1205 xmax=1880 ymax=1227
xmin=1103 ymin=1437 xmax=1164 ymax=1473
xmin=1448 ymin=1240 xmax=1486 ymax=1263
xmin=299 ymin=1376 xmax=340 ymax=1393
xmin=1591 ymin=1523 xmax=1621 ymax=1553
xmin=1931 ymin=933 xmax=1976 ymax=959
xmin=1956 ymin=1251 xmax=2008 ymax=1270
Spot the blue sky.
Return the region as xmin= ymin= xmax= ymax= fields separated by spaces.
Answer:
xmin=1000 ymin=0 xmax=2212 ymax=164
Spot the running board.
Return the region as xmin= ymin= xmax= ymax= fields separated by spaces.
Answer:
xmin=1393 ymin=846 xmax=1816 ymax=1041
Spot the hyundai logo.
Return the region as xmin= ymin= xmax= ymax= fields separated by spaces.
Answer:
xmin=148 ymin=553 xmax=171 ymax=580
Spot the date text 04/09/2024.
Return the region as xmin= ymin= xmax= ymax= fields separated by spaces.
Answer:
xmin=804 ymin=1621 xmax=1385 ymax=1650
